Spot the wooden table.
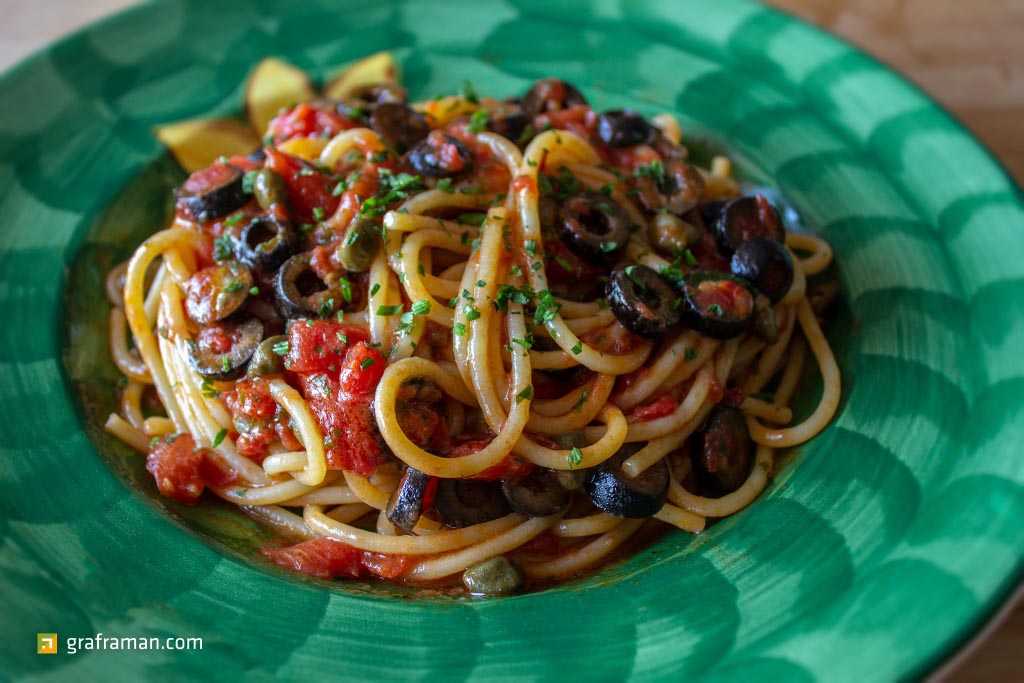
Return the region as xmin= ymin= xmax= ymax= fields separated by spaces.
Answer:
xmin=1 ymin=1 xmax=1021 ymax=680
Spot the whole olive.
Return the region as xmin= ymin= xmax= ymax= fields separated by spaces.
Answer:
xmin=462 ymin=556 xmax=523 ymax=596
xmin=253 ymin=168 xmax=288 ymax=212
xmin=247 ymin=335 xmax=288 ymax=377
xmin=337 ymin=217 xmax=381 ymax=272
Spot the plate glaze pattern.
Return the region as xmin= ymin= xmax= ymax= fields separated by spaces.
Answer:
xmin=1 ymin=1 xmax=1022 ymax=681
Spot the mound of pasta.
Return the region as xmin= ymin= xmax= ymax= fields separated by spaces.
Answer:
xmin=105 ymin=62 xmax=840 ymax=594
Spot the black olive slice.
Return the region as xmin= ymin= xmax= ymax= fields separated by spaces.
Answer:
xmin=678 ymin=270 xmax=755 ymax=339
xmin=558 ymin=191 xmax=630 ymax=264
xmin=385 ymin=467 xmax=432 ymax=532
xmin=406 ymin=131 xmax=473 ymax=177
xmin=338 ymin=83 xmax=408 ymax=120
xmin=693 ymin=405 xmax=753 ymax=492
xmin=370 ymin=103 xmax=430 ymax=154
xmin=698 ymin=198 xmax=729 ymax=230
xmin=606 ymin=265 xmax=682 ymax=338
xmin=434 ymin=479 xmax=510 ymax=528
xmin=501 ymin=468 xmax=570 ymax=517
xmin=596 ymin=110 xmax=651 ymax=148
xmin=730 ymin=236 xmax=794 ymax=303
xmin=522 ymin=78 xmax=588 ymax=118
xmin=175 ymin=163 xmax=247 ymax=222
xmin=184 ymin=260 xmax=253 ymax=324
xmin=236 ymin=216 xmax=298 ymax=275
xmin=187 ymin=318 xmax=263 ymax=381
xmin=274 ymin=252 xmax=342 ymax=319
xmin=585 ymin=445 xmax=669 ymax=519
xmin=634 ymin=161 xmax=705 ymax=216
xmin=486 ymin=112 xmax=530 ymax=144
xmin=714 ymin=194 xmax=785 ymax=255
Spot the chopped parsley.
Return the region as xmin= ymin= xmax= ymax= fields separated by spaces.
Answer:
xmin=411 ymin=299 xmax=431 ymax=316
xmin=568 ymin=447 xmax=583 ymax=468
xmin=452 ymin=322 xmax=467 ymax=337
xmin=467 ymin=107 xmax=490 ymax=133
xmin=376 ymin=304 xmax=402 ymax=316
xmin=272 ymin=340 xmax=290 ymax=356
xmin=684 ymin=347 xmax=699 ymax=361
xmin=571 ymin=341 xmax=583 ymax=355
xmin=212 ymin=428 xmax=227 ymax=448
xmin=359 ymin=357 xmax=376 ymax=370
xmin=515 ymin=385 xmax=533 ymax=405
xmin=212 ymin=233 xmax=234 ymax=261
xmin=464 ymin=305 xmax=481 ymax=322
xmin=461 ymin=79 xmax=480 ymax=104
xmin=435 ymin=178 xmax=454 ymax=194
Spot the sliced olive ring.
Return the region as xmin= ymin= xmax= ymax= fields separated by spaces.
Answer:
xmin=247 ymin=334 xmax=288 ymax=378
xmin=236 ymin=216 xmax=297 ymax=274
xmin=406 ymin=132 xmax=473 ymax=178
xmin=714 ymin=194 xmax=785 ymax=255
xmin=585 ymin=445 xmax=669 ymax=519
xmin=274 ymin=252 xmax=342 ymax=319
xmin=370 ymin=102 xmax=430 ymax=153
xmin=385 ymin=467 xmax=432 ymax=532
xmin=596 ymin=109 xmax=651 ymax=148
xmin=698 ymin=198 xmax=729 ymax=230
xmin=606 ymin=265 xmax=682 ymax=338
xmin=434 ymin=479 xmax=510 ymax=528
xmin=522 ymin=78 xmax=588 ymax=118
xmin=184 ymin=260 xmax=254 ymax=324
xmin=338 ymin=83 xmax=408 ymax=119
xmin=187 ymin=318 xmax=264 ymax=381
xmin=486 ymin=112 xmax=530 ymax=144
xmin=730 ymin=236 xmax=794 ymax=303
xmin=558 ymin=190 xmax=630 ymax=264
xmin=175 ymin=163 xmax=248 ymax=222
xmin=634 ymin=161 xmax=705 ymax=217
xmin=501 ymin=468 xmax=570 ymax=517
xmin=693 ymin=405 xmax=754 ymax=493
xmin=678 ymin=270 xmax=755 ymax=339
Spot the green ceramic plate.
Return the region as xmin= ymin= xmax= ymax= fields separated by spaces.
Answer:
xmin=1 ymin=0 xmax=1022 ymax=681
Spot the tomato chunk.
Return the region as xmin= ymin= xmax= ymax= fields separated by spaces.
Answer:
xmin=225 ymin=378 xmax=277 ymax=421
xmin=267 ymin=103 xmax=351 ymax=143
xmin=285 ymin=320 xmax=369 ymax=376
xmin=338 ymin=341 xmax=386 ymax=395
xmin=627 ymin=392 xmax=678 ymax=421
xmin=261 ymin=538 xmax=414 ymax=580
xmin=146 ymin=434 xmax=207 ymax=504
xmin=264 ymin=147 xmax=340 ymax=224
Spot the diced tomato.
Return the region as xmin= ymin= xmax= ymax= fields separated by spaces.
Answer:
xmin=691 ymin=278 xmax=754 ymax=319
xmin=180 ymin=162 xmax=238 ymax=195
xmin=338 ymin=341 xmax=386 ymax=395
xmin=225 ymin=378 xmax=277 ymax=421
xmin=360 ymin=552 xmax=416 ymax=579
xmin=226 ymin=154 xmax=262 ymax=173
xmin=275 ymin=420 xmax=303 ymax=451
xmin=449 ymin=439 xmax=534 ymax=481
xmin=264 ymin=148 xmax=340 ymax=224
xmin=146 ymin=434 xmax=206 ymax=504
xmin=298 ymin=371 xmax=386 ymax=475
xmin=690 ymin=230 xmax=730 ymax=272
xmin=627 ymin=392 xmax=678 ymax=421
xmin=708 ymin=376 xmax=724 ymax=405
xmin=396 ymin=400 xmax=449 ymax=452
xmin=261 ymin=538 xmax=414 ymax=580
xmin=285 ymin=320 xmax=369 ymax=376
xmin=544 ymin=238 xmax=605 ymax=296
xmin=535 ymin=104 xmax=596 ymax=139
xmin=261 ymin=538 xmax=363 ymax=579
xmin=309 ymin=245 xmax=334 ymax=281
xmin=512 ymin=175 xmax=537 ymax=195
xmin=519 ymin=531 xmax=560 ymax=556
xmin=235 ymin=429 xmax=275 ymax=462
xmin=198 ymin=454 xmax=240 ymax=488
xmin=267 ymin=103 xmax=351 ymax=143
xmin=195 ymin=324 xmax=234 ymax=354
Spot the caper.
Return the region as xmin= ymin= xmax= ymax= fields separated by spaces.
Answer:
xmin=462 ymin=556 xmax=523 ymax=595
xmin=246 ymin=335 xmax=288 ymax=378
xmin=648 ymin=211 xmax=700 ymax=255
xmin=337 ymin=217 xmax=381 ymax=272
xmin=750 ymin=295 xmax=779 ymax=343
xmin=253 ymin=168 xmax=288 ymax=212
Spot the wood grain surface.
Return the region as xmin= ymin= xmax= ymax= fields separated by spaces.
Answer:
xmin=0 ymin=1 xmax=1020 ymax=681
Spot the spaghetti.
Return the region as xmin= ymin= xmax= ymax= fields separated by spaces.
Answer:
xmin=104 ymin=72 xmax=841 ymax=593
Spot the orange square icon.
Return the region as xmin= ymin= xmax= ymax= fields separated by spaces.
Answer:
xmin=37 ymin=633 xmax=57 ymax=654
